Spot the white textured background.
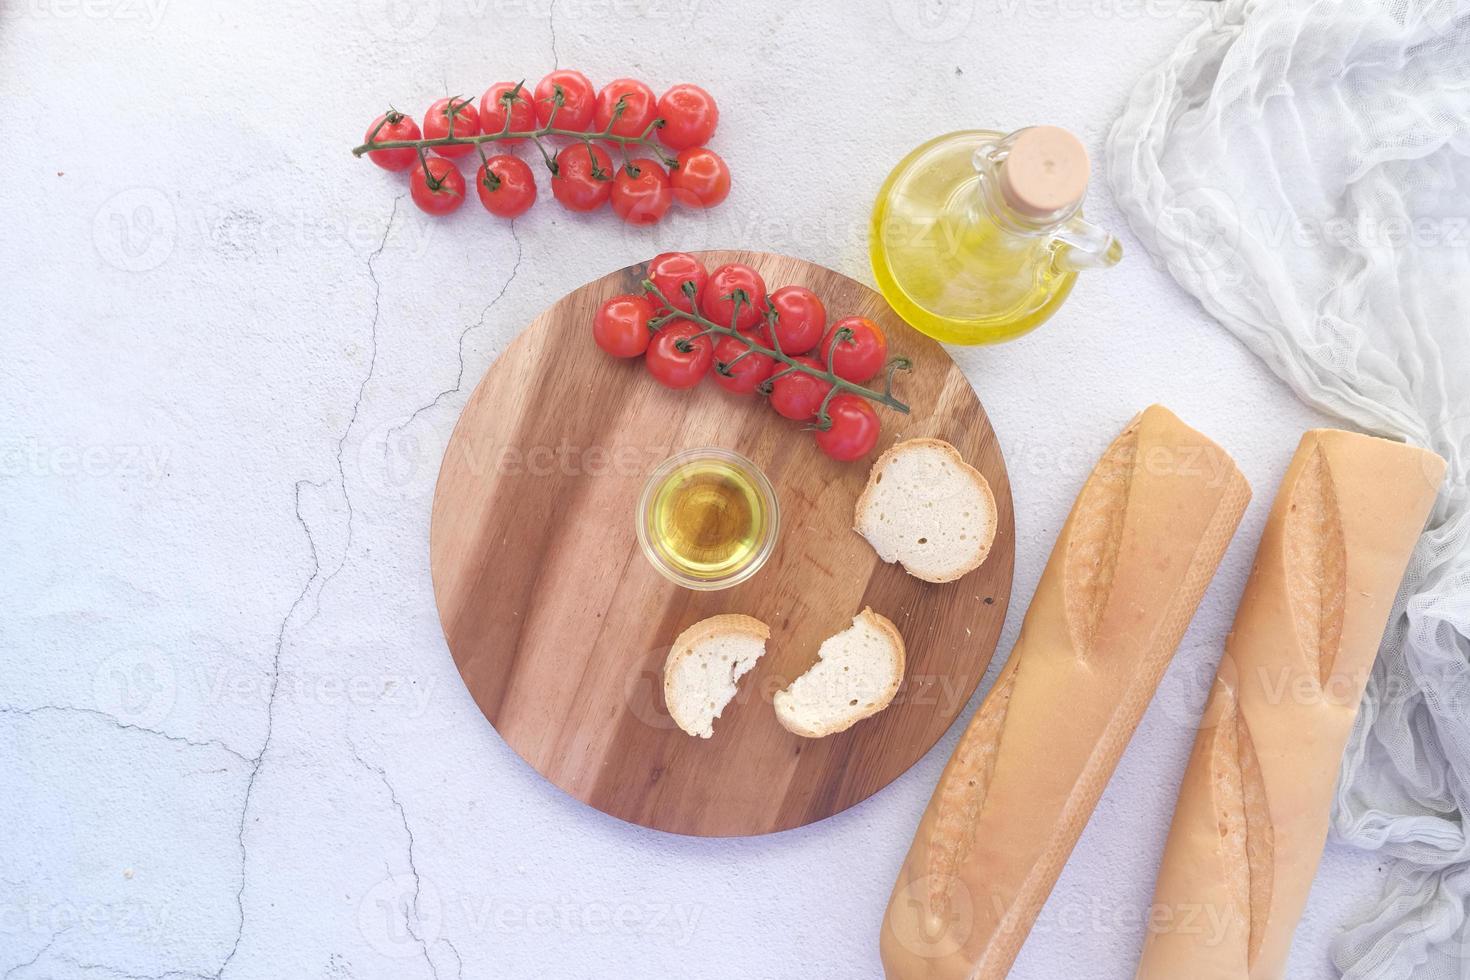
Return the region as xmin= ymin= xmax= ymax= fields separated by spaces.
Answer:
xmin=1 ymin=0 xmax=1384 ymax=977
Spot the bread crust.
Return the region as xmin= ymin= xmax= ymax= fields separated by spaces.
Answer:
xmin=775 ymin=607 xmax=907 ymax=738
xmin=853 ymin=438 xmax=998 ymax=584
xmin=1134 ymin=429 xmax=1445 ymax=980
xmin=880 ymin=405 xmax=1251 ymax=980
xmin=663 ymin=614 xmax=771 ymax=738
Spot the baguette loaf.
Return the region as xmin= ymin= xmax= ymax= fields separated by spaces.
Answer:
xmin=880 ymin=405 xmax=1251 ymax=980
xmin=1134 ymin=430 xmax=1445 ymax=980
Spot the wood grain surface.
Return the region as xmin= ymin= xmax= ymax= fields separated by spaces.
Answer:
xmin=429 ymin=250 xmax=1015 ymax=837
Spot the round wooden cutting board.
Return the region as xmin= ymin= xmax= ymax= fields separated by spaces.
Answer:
xmin=430 ymin=250 xmax=1014 ymax=837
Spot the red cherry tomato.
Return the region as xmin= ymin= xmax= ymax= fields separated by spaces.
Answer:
xmin=593 ymin=294 xmax=655 ymax=358
xmin=671 ymin=147 xmax=730 ymax=208
xmin=645 ymin=320 xmax=712 ymax=389
xmin=820 ymin=316 xmax=888 ymax=383
xmin=551 ymin=143 xmax=613 ymax=212
xmin=475 ymin=155 xmax=536 ymax=218
xmin=768 ymin=356 xmax=832 ymax=421
xmin=710 ymin=336 xmax=774 ymax=394
xmin=364 ymin=111 xmax=421 ymax=171
xmin=766 ymin=286 xmax=826 ymax=355
xmin=409 ymin=157 xmax=465 ymax=216
xmin=423 ymin=97 xmax=479 ymax=158
xmin=700 ymin=264 xmax=766 ymax=332
xmin=533 ymin=69 xmax=596 ymax=130
xmin=647 ymin=252 xmax=707 ymax=314
xmin=593 ymin=78 xmax=657 ymax=138
xmin=479 ymin=82 xmax=536 ymax=144
xmin=656 ymin=84 xmax=718 ymax=150
xmin=815 ymin=395 xmax=880 ymax=461
xmin=611 ymin=159 xmax=672 ymax=225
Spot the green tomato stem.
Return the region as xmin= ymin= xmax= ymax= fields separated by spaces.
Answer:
xmin=640 ymin=279 xmax=911 ymax=416
xmin=353 ymin=118 xmax=679 ymax=170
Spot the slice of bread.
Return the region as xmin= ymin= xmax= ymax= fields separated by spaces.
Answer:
xmin=774 ymin=608 xmax=905 ymax=738
xmin=663 ymin=614 xmax=771 ymax=739
xmin=854 ymin=438 xmax=997 ymax=584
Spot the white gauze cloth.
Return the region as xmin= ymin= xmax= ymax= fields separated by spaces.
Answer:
xmin=1107 ymin=0 xmax=1470 ymax=976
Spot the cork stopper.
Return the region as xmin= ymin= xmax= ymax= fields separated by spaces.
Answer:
xmin=998 ymin=126 xmax=1089 ymax=218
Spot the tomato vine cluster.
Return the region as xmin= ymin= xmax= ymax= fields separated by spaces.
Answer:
xmin=354 ymin=72 xmax=728 ymax=223
xmin=594 ymin=253 xmax=912 ymax=461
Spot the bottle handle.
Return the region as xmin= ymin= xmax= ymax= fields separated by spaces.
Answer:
xmin=1052 ymin=215 xmax=1123 ymax=271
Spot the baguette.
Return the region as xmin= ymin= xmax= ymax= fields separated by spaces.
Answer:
xmin=1134 ymin=430 xmax=1444 ymax=979
xmin=880 ymin=405 xmax=1251 ymax=980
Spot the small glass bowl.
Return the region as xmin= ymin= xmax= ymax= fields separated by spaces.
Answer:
xmin=635 ymin=448 xmax=780 ymax=591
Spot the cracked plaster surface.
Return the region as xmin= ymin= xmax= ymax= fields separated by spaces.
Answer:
xmin=2 ymin=1 xmax=1390 ymax=977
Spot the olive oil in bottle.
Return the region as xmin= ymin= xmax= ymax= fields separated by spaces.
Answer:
xmin=870 ymin=126 xmax=1122 ymax=345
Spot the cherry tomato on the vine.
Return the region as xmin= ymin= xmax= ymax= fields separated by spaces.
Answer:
xmin=766 ymin=286 xmax=826 ymax=355
xmin=593 ymin=79 xmax=657 ymax=138
xmin=364 ymin=111 xmax=422 ymax=171
xmin=670 ymin=147 xmax=730 ymax=208
xmin=656 ymin=84 xmax=718 ymax=150
xmin=647 ymin=252 xmax=707 ymax=314
xmin=423 ymin=97 xmax=480 ymax=157
xmin=593 ymin=294 xmax=656 ymax=358
xmin=551 ymin=143 xmax=614 ymax=212
xmin=475 ymin=154 xmax=536 ymax=218
xmin=479 ymin=82 xmax=536 ymax=144
xmin=815 ymin=395 xmax=880 ymax=461
xmin=610 ymin=159 xmax=672 ymax=225
xmin=645 ymin=320 xmax=712 ymax=389
xmin=768 ymin=356 xmax=832 ymax=421
xmin=710 ymin=336 xmax=774 ymax=395
xmin=820 ymin=316 xmax=888 ymax=383
xmin=533 ymin=69 xmax=596 ymax=131
xmin=700 ymin=263 xmax=766 ymax=332
xmin=409 ymin=157 xmax=466 ymax=216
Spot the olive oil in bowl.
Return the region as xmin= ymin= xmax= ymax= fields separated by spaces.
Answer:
xmin=637 ymin=449 xmax=779 ymax=590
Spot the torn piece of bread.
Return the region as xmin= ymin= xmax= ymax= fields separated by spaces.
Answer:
xmin=663 ymin=614 xmax=771 ymax=739
xmin=773 ymin=608 xmax=905 ymax=738
xmin=854 ymin=438 xmax=997 ymax=583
